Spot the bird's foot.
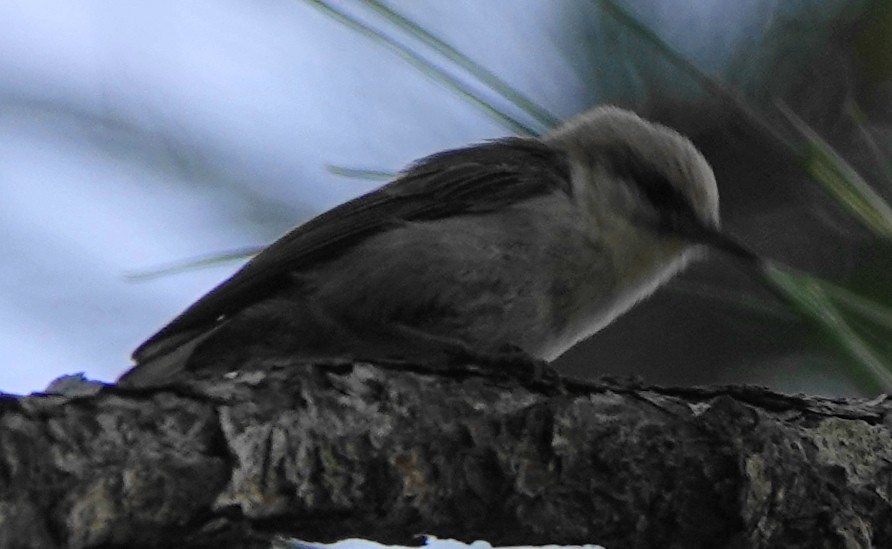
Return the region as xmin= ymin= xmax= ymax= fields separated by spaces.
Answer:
xmin=451 ymin=344 xmax=565 ymax=393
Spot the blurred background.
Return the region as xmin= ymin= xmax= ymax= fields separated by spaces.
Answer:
xmin=2 ymin=0 xmax=891 ymax=396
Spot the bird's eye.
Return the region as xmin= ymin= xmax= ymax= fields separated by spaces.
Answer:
xmin=632 ymin=172 xmax=690 ymax=217
xmin=609 ymin=158 xmax=690 ymax=221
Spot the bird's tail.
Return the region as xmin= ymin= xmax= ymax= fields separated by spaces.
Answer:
xmin=117 ymin=323 xmax=225 ymax=388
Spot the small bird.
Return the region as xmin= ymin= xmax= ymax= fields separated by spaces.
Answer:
xmin=119 ymin=106 xmax=757 ymax=387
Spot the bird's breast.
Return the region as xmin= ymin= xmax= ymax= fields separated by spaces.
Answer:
xmin=537 ymin=217 xmax=698 ymax=361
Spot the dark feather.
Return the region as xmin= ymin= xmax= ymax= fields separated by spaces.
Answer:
xmin=132 ymin=137 xmax=571 ymax=364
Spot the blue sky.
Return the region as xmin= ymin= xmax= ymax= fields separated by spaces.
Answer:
xmin=0 ymin=0 xmax=846 ymax=394
xmin=0 ymin=0 xmax=582 ymax=393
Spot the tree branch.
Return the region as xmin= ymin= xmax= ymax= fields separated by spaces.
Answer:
xmin=2 ymin=361 xmax=891 ymax=548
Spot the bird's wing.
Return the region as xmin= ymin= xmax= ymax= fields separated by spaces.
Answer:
xmin=131 ymin=137 xmax=571 ymax=364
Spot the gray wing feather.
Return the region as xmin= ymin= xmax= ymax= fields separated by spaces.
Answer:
xmin=131 ymin=137 xmax=570 ymax=365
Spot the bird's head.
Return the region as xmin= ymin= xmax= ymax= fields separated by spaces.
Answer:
xmin=544 ymin=106 xmax=755 ymax=262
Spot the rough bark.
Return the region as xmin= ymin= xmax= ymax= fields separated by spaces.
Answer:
xmin=1 ymin=360 xmax=890 ymax=549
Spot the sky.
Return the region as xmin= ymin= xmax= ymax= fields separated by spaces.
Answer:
xmin=0 ymin=0 xmax=847 ymax=394
xmin=0 ymin=0 xmax=589 ymax=393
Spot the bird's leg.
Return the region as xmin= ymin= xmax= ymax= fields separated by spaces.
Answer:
xmin=385 ymin=323 xmax=564 ymax=390
xmin=475 ymin=342 xmax=564 ymax=388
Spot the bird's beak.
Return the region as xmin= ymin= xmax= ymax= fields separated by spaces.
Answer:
xmin=688 ymin=224 xmax=762 ymax=266
xmin=670 ymin=216 xmax=762 ymax=266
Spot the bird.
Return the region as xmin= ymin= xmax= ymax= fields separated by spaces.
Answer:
xmin=118 ymin=105 xmax=758 ymax=388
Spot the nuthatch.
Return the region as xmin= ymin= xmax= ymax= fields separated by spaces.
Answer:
xmin=119 ymin=106 xmax=757 ymax=387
